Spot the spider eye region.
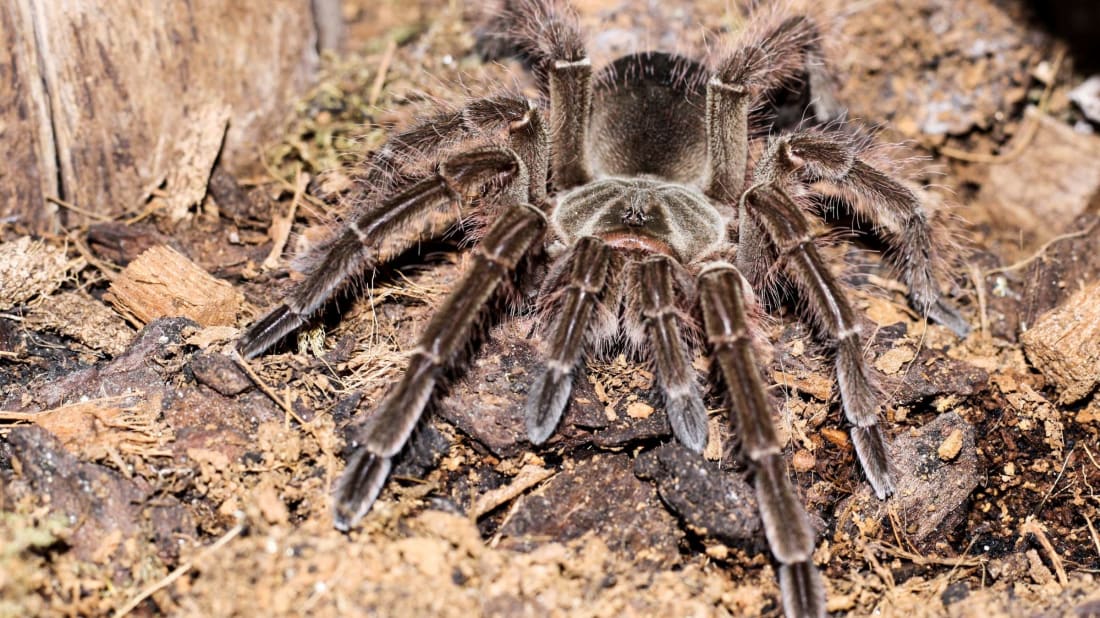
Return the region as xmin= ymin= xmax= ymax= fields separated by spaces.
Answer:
xmin=552 ymin=177 xmax=727 ymax=261
xmin=620 ymin=198 xmax=650 ymax=227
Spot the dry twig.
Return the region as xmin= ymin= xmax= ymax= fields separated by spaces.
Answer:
xmin=470 ymin=463 xmax=555 ymax=519
xmin=1020 ymin=515 xmax=1070 ymax=587
xmin=983 ymin=221 xmax=1098 ymax=277
xmin=232 ymin=350 xmax=310 ymax=426
xmin=115 ymin=517 xmax=245 ymax=617
xmin=369 ymin=39 xmax=398 ymax=107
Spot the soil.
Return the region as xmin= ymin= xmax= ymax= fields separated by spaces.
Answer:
xmin=2 ymin=1 xmax=1100 ymax=616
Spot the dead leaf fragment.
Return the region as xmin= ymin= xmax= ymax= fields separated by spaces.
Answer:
xmin=792 ymin=449 xmax=816 ymax=472
xmin=772 ymin=370 xmax=833 ymax=401
xmin=821 ymin=427 xmax=851 ymax=450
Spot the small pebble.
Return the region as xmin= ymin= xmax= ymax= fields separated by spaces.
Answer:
xmin=937 ymin=428 xmax=964 ymax=460
xmin=626 ymin=401 xmax=654 ymax=419
xmin=1070 ymin=75 xmax=1100 ymax=124
xmin=704 ymin=544 xmax=729 ymax=560
xmin=792 ymin=449 xmax=816 ymax=472
xmin=821 ymin=428 xmax=851 ymax=450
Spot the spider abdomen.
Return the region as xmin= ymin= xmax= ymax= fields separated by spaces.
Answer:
xmin=551 ymin=177 xmax=728 ymax=262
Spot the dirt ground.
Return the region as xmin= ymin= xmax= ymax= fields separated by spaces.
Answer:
xmin=2 ymin=0 xmax=1100 ymax=616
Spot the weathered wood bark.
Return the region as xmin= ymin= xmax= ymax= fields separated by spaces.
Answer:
xmin=1021 ymin=280 xmax=1100 ymax=404
xmin=0 ymin=1 xmax=59 ymax=232
xmin=0 ymin=0 xmax=322 ymax=232
xmin=313 ymin=0 xmax=346 ymax=52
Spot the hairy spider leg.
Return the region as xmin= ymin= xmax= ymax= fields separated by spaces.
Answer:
xmin=549 ymin=56 xmax=594 ymax=189
xmin=699 ymin=264 xmax=825 ymax=618
xmin=709 ymin=12 xmax=839 ymax=288
xmin=704 ymin=76 xmax=752 ymax=204
xmin=525 ymin=236 xmax=612 ymax=444
xmin=762 ymin=132 xmax=970 ymax=336
xmin=358 ymin=96 xmax=551 ymax=204
xmin=635 ymin=256 xmax=709 ymax=452
xmin=236 ymin=99 xmax=549 ymax=359
xmin=334 ymin=175 xmax=547 ymax=530
xmin=480 ymin=0 xmax=587 ymax=79
xmin=714 ymin=12 xmax=839 ymax=121
xmin=479 ymin=0 xmax=591 ymax=189
xmin=743 ymin=182 xmax=894 ymax=498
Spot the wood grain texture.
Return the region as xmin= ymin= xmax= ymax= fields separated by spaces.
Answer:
xmin=1 ymin=0 xmax=320 ymax=231
xmin=105 ymin=245 xmax=244 ymax=327
xmin=0 ymin=1 xmax=60 ymax=231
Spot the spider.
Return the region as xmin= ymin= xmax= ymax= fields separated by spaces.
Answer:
xmin=238 ymin=1 xmax=969 ymax=616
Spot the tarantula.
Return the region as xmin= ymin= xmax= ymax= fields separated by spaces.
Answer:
xmin=238 ymin=2 xmax=969 ymax=616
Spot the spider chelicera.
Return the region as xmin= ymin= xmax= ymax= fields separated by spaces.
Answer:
xmin=238 ymin=2 xmax=969 ymax=615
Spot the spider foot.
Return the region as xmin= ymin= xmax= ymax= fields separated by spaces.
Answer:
xmin=924 ymin=297 xmax=971 ymax=338
xmin=333 ymin=450 xmax=392 ymax=531
xmin=525 ymin=366 xmax=573 ymax=445
xmin=851 ymin=424 xmax=895 ymax=499
xmin=836 ymin=337 xmax=895 ymax=499
xmin=667 ymin=391 xmax=708 ymax=454
xmin=779 ymin=562 xmax=826 ymax=618
xmin=237 ymin=303 xmax=303 ymax=359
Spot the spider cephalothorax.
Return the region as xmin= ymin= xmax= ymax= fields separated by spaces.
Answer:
xmin=238 ymin=2 xmax=969 ymax=616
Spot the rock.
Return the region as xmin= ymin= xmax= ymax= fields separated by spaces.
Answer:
xmin=390 ymin=423 xmax=450 ymax=479
xmin=5 ymin=425 xmax=194 ymax=564
xmin=32 ymin=317 xmax=197 ymax=410
xmin=435 ymin=334 xmax=557 ymax=458
xmin=500 ymin=453 xmax=682 ymax=565
xmin=634 ymin=443 xmax=761 ymax=544
xmin=840 ymin=411 xmax=979 ymax=546
xmin=436 ymin=322 xmax=671 ymax=457
xmin=981 ymin=108 xmax=1100 ymax=240
xmin=1070 ymin=75 xmax=1100 ymax=123
xmin=892 ymin=349 xmax=991 ymax=405
xmin=190 ymin=351 xmax=253 ymax=397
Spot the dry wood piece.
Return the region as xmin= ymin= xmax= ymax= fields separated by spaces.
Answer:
xmin=1021 ymin=280 xmax=1100 ymax=404
xmin=157 ymin=102 xmax=231 ymax=225
xmin=0 ymin=395 xmax=172 ymax=463
xmin=105 ymin=245 xmax=243 ymax=327
xmin=470 ymin=463 xmax=554 ymax=520
xmin=0 ymin=3 xmax=57 ymax=232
